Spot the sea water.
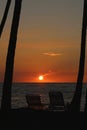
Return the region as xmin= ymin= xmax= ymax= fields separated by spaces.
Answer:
xmin=0 ymin=83 xmax=87 ymax=111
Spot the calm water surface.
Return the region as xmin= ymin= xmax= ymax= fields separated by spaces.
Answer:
xmin=0 ymin=83 xmax=87 ymax=111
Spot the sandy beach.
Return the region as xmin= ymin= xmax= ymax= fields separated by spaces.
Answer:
xmin=0 ymin=109 xmax=86 ymax=130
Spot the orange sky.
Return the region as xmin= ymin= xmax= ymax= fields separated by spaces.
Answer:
xmin=0 ymin=0 xmax=87 ymax=83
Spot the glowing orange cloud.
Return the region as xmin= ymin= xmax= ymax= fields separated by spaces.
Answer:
xmin=42 ymin=52 xmax=62 ymax=57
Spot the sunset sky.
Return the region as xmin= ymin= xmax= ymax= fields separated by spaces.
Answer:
xmin=0 ymin=0 xmax=87 ymax=83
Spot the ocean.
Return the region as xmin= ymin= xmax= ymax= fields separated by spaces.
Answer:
xmin=0 ymin=83 xmax=87 ymax=111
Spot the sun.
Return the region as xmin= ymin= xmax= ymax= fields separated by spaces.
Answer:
xmin=38 ymin=75 xmax=44 ymax=81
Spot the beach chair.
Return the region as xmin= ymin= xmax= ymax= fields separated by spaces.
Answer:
xmin=26 ymin=94 xmax=43 ymax=110
xmin=49 ymin=91 xmax=65 ymax=111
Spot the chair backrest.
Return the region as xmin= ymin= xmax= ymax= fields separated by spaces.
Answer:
xmin=26 ymin=94 xmax=42 ymax=106
xmin=49 ymin=91 xmax=65 ymax=110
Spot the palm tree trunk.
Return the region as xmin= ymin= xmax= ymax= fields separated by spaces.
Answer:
xmin=1 ymin=0 xmax=22 ymax=111
xmin=84 ymin=89 xmax=87 ymax=112
xmin=69 ymin=0 xmax=87 ymax=112
xmin=0 ymin=0 xmax=11 ymax=37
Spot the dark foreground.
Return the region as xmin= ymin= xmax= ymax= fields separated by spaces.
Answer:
xmin=0 ymin=108 xmax=87 ymax=130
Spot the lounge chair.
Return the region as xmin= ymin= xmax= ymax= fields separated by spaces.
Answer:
xmin=49 ymin=91 xmax=65 ymax=111
xmin=26 ymin=94 xmax=44 ymax=110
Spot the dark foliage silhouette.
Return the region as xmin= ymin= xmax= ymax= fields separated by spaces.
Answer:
xmin=1 ymin=0 xmax=22 ymax=111
xmin=69 ymin=0 xmax=87 ymax=112
xmin=0 ymin=0 xmax=11 ymax=37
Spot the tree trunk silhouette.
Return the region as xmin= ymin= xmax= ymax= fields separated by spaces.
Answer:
xmin=69 ymin=0 xmax=87 ymax=112
xmin=0 ymin=0 xmax=11 ymax=37
xmin=84 ymin=89 xmax=87 ymax=112
xmin=1 ymin=0 xmax=22 ymax=111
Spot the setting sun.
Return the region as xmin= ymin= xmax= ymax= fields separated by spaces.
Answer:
xmin=38 ymin=75 xmax=44 ymax=81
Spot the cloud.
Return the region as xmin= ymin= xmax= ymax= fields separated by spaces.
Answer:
xmin=42 ymin=70 xmax=54 ymax=77
xmin=42 ymin=52 xmax=62 ymax=57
